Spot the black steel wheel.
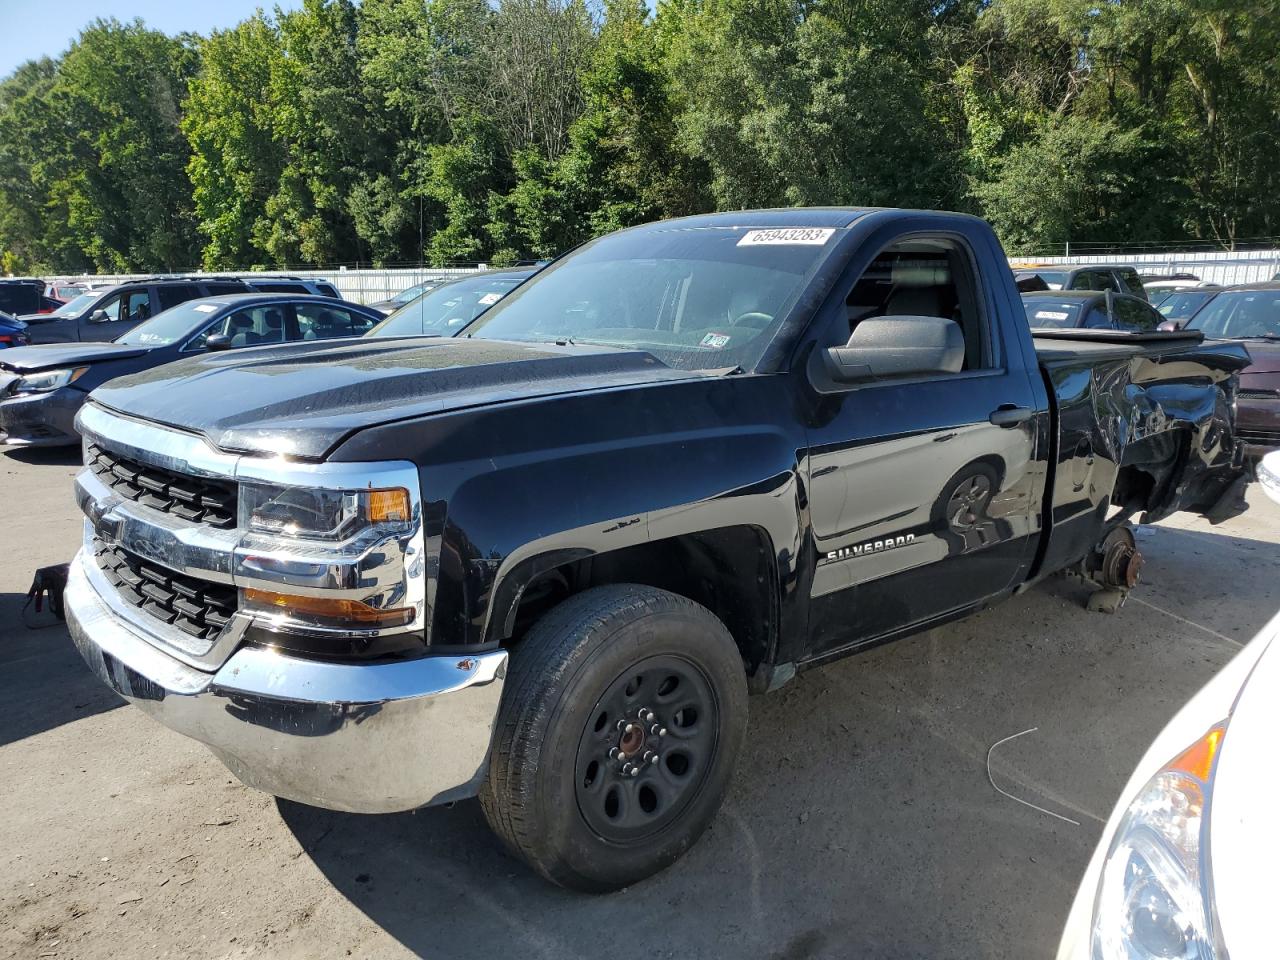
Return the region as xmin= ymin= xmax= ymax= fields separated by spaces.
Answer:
xmin=479 ymin=584 xmax=748 ymax=892
xmin=573 ymin=655 xmax=719 ymax=842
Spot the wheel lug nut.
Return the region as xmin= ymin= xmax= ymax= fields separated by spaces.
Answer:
xmin=659 ymin=728 xmax=667 ymax=737
xmin=629 ymin=766 xmax=639 ymax=777
xmin=649 ymin=754 xmax=659 ymax=765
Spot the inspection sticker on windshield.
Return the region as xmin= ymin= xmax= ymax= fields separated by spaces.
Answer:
xmin=477 ymin=292 xmax=503 ymax=305
xmin=737 ymin=228 xmax=834 ymax=246
xmin=1036 ymin=310 xmax=1070 ymax=321
xmin=193 ymin=304 xmax=218 ymax=313
xmin=700 ymin=332 xmax=731 ymax=349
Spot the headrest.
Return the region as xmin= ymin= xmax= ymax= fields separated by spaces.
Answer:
xmin=891 ymin=261 xmax=949 ymax=286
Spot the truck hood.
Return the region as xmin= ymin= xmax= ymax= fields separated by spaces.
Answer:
xmin=0 ymin=341 xmax=151 ymax=373
xmin=89 ymin=337 xmax=711 ymax=459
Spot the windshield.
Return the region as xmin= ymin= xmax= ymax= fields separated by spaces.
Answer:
xmin=368 ymin=274 xmax=526 ymax=337
xmin=1187 ymin=290 xmax=1280 ymax=339
xmin=1157 ymin=290 xmax=1217 ymax=322
xmin=1023 ymin=298 xmax=1084 ymax=328
xmin=51 ymin=292 xmax=97 ymax=317
xmin=460 ymin=226 xmax=838 ymax=369
xmin=115 ymin=299 xmax=228 ymax=346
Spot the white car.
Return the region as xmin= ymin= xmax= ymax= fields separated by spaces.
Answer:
xmin=1056 ymin=616 xmax=1279 ymax=959
xmin=1257 ymin=451 xmax=1280 ymax=507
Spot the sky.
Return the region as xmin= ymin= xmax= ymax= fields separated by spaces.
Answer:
xmin=0 ymin=0 xmax=302 ymax=78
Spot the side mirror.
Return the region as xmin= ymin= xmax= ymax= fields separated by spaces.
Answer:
xmin=88 ymin=309 xmax=110 ymax=323
xmin=819 ymin=316 xmax=965 ymax=386
xmin=1157 ymin=319 xmax=1183 ymax=332
xmin=204 ymin=333 xmax=233 ymax=351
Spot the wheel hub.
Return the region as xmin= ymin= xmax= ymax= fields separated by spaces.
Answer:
xmin=574 ymin=656 xmax=716 ymax=842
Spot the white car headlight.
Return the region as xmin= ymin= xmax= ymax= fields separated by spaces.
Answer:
xmin=14 ymin=366 xmax=88 ymax=393
xmin=1091 ymin=725 xmax=1227 ymax=960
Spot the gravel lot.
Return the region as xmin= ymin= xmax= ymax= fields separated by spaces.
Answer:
xmin=3 ymin=441 xmax=1277 ymax=960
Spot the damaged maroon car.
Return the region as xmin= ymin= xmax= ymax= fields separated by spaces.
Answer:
xmin=1185 ymin=283 xmax=1280 ymax=456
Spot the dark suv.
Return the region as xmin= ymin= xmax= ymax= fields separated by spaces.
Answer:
xmin=1013 ymin=264 xmax=1148 ymax=301
xmin=0 ymin=279 xmax=47 ymax=316
xmin=235 ymin=274 xmax=343 ymax=298
xmin=18 ymin=277 xmax=253 ymax=344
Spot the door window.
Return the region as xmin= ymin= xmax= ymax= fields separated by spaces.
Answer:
xmin=121 ymin=290 xmax=152 ymax=323
xmin=837 ymin=236 xmax=992 ymax=373
xmin=191 ymin=305 xmax=288 ymax=349
xmin=296 ymin=303 xmax=376 ymax=340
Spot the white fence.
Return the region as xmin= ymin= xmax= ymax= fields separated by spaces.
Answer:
xmin=39 ymin=247 xmax=1280 ymax=305
xmin=1009 ymin=248 xmax=1280 ymax=287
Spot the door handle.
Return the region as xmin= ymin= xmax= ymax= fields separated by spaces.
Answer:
xmin=989 ymin=404 xmax=1034 ymax=428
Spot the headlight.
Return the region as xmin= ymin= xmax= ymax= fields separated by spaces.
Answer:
xmin=236 ymin=479 xmax=422 ymax=633
xmin=14 ymin=366 xmax=88 ymax=393
xmin=240 ymin=481 xmax=411 ymax=541
xmin=1091 ymin=724 xmax=1227 ymax=960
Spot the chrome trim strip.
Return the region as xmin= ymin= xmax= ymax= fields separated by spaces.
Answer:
xmin=76 ymin=469 xmax=241 ymax=584
xmin=79 ymin=402 xmax=240 ymax=481
xmin=65 ymin=553 xmax=506 ymax=813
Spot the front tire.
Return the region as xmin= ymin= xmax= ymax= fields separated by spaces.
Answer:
xmin=479 ymin=584 xmax=748 ymax=892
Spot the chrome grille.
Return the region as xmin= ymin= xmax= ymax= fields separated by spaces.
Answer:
xmin=86 ymin=442 xmax=237 ymax=528
xmin=92 ymin=537 xmax=237 ymax=641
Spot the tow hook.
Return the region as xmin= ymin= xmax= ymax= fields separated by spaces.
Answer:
xmin=1082 ymin=526 xmax=1143 ymax=614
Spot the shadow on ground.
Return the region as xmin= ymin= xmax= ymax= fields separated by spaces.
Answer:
xmin=2 ymin=444 xmax=81 ymax=467
xmin=277 ymin=525 xmax=1279 ymax=959
xmin=0 ymin=591 xmax=122 ymax=747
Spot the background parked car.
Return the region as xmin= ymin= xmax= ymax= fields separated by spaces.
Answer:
xmin=234 ymin=274 xmax=342 ymax=298
xmin=46 ymin=282 xmax=86 ymax=302
xmin=0 ymin=293 xmax=382 ymax=446
xmin=0 ymin=311 xmax=28 ymax=349
xmin=367 ymin=268 xmax=534 ymax=337
xmin=1153 ymin=287 xmax=1220 ymax=329
xmin=367 ymin=277 xmax=451 ymax=315
xmin=1184 ymin=283 xmax=1280 ymax=456
xmin=1013 ymin=264 xmax=1148 ymax=300
xmin=17 ymin=276 xmax=254 ymax=344
xmin=0 ymin=278 xmax=46 ymax=316
xmin=1021 ymin=290 xmax=1165 ymax=331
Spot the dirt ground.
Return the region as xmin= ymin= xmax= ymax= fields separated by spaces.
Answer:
xmin=3 ymin=440 xmax=1278 ymax=960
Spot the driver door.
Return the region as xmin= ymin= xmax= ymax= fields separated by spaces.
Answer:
xmin=804 ymin=229 xmax=1044 ymax=658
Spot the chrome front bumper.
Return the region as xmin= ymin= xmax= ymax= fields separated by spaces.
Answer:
xmin=65 ymin=550 xmax=507 ymax=813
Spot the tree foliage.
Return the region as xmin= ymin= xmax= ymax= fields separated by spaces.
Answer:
xmin=2 ymin=0 xmax=1280 ymax=272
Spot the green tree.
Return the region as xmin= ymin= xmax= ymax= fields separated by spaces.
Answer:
xmin=53 ymin=19 xmax=201 ymax=271
xmin=183 ymin=15 xmax=287 ymax=269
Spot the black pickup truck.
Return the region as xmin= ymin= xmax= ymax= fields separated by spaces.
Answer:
xmin=64 ymin=208 xmax=1248 ymax=892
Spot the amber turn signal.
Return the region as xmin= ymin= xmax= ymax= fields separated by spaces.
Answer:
xmin=365 ymin=487 xmax=411 ymax=523
xmin=244 ymin=588 xmax=414 ymax=628
xmin=1167 ymin=723 xmax=1226 ymax=783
